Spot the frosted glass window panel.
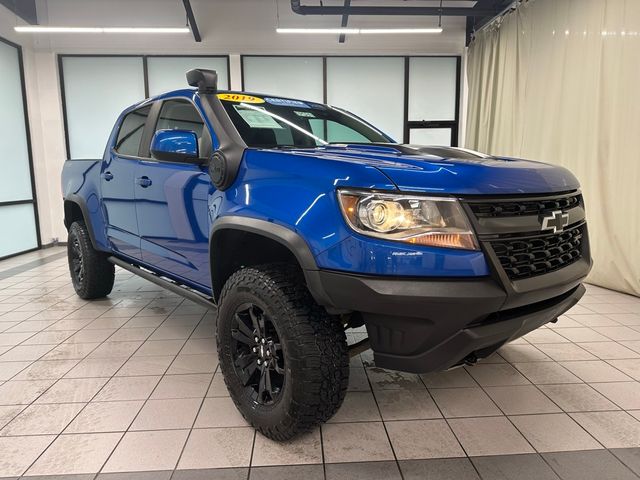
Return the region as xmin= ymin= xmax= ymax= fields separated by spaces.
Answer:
xmin=243 ymin=57 xmax=324 ymax=103
xmin=0 ymin=41 xmax=33 ymax=202
xmin=327 ymin=57 xmax=404 ymax=142
xmin=63 ymin=56 xmax=145 ymax=159
xmin=0 ymin=204 xmax=38 ymax=257
xmin=408 ymin=57 xmax=458 ymax=122
xmin=409 ymin=128 xmax=452 ymax=146
xmin=147 ymin=57 xmax=229 ymax=96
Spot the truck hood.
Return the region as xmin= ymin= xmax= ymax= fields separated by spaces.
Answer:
xmin=281 ymin=144 xmax=580 ymax=195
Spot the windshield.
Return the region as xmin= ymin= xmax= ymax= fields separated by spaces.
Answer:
xmin=218 ymin=94 xmax=393 ymax=148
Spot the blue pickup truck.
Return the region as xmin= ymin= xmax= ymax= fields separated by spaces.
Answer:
xmin=61 ymin=69 xmax=591 ymax=439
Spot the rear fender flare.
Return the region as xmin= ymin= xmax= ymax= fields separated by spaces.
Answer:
xmin=64 ymin=194 xmax=98 ymax=249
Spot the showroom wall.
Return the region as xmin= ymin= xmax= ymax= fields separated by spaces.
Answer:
xmin=58 ymin=54 xmax=460 ymax=159
xmin=466 ymin=0 xmax=640 ymax=295
xmin=60 ymin=55 xmax=230 ymax=159
xmin=0 ymin=11 xmax=67 ymax=258
xmin=0 ymin=0 xmax=468 ymax=255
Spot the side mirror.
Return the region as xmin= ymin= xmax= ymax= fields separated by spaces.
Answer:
xmin=150 ymin=129 xmax=199 ymax=162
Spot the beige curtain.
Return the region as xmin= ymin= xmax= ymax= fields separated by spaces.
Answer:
xmin=466 ymin=0 xmax=640 ymax=296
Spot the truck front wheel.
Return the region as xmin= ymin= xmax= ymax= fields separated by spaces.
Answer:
xmin=217 ymin=263 xmax=349 ymax=440
xmin=67 ymin=221 xmax=115 ymax=299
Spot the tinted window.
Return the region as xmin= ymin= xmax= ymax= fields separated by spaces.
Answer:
xmin=156 ymin=100 xmax=204 ymax=137
xmin=115 ymin=105 xmax=151 ymax=156
xmin=154 ymin=100 xmax=210 ymax=158
xmin=220 ymin=96 xmax=391 ymax=148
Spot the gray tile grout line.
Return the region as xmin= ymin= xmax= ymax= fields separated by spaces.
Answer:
xmin=0 ymin=250 xmax=68 ymax=281
xmin=542 ymin=449 xmax=640 ymax=480
xmin=318 ymin=418 xmax=327 ymax=480
xmin=519 ymin=333 xmax=640 ymax=407
xmin=462 ymin=337 xmax=632 ymax=476
xmin=609 ymin=449 xmax=640 ymax=480
xmin=470 ymin=374 xmax=607 ymax=475
xmin=169 ymin=361 xmax=219 ymax=479
xmin=417 ymin=364 xmax=487 ymax=479
xmin=362 ymin=364 xmax=408 ymax=480
xmin=246 ymin=427 xmax=258 ymax=480
xmin=464 ymin=350 xmax=612 ymax=457
xmin=92 ymin=298 xmax=208 ymax=477
xmin=2 ymin=262 xmax=640 ymax=476
xmin=15 ymin=289 xmax=191 ymax=476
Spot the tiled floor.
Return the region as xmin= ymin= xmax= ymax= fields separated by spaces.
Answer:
xmin=1 ymin=247 xmax=640 ymax=479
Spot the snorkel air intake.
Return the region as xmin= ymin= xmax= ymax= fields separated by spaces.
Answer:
xmin=186 ymin=68 xmax=247 ymax=190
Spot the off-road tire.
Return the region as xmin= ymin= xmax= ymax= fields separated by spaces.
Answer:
xmin=217 ymin=263 xmax=349 ymax=440
xmin=67 ymin=221 xmax=115 ymax=299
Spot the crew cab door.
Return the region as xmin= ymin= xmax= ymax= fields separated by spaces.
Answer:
xmin=135 ymin=99 xmax=213 ymax=289
xmin=101 ymin=104 xmax=153 ymax=260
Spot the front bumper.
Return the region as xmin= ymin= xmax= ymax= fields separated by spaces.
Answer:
xmin=314 ymin=257 xmax=590 ymax=373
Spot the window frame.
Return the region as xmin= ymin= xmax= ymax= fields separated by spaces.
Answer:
xmin=0 ymin=34 xmax=41 ymax=260
xmin=113 ymin=103 xmax=153 ymax=158
xmin=58 ymin=54 xmax=230 ymax=160
xmin=241 ymin=54 xmax=462 ymax=146
xmin=147 ymin=98 xmax=212 ymax=163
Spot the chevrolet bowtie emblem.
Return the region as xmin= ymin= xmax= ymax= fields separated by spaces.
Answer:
xmin=540 ymin=210 xmax=570 ymax=234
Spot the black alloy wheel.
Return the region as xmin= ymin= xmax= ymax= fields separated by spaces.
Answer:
xmin=67 ymin=221 xmax=115 ymax=299
xmin=70 ymin=236 xmax=85 ymax=288
xmin=231 ymin=303 xmax=285 ymax=405
xmin=217 ymin=263 xmax=350 ymax=440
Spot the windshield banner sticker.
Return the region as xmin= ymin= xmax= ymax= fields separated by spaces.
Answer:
xmin=265 ymin=97 xmax=310 ymax=108
xmin=217 ymin=93 xmax=265 ymax=104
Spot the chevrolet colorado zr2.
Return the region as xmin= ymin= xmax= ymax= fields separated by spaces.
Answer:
xmin=61 ymin=69 xmax=591 ymax=440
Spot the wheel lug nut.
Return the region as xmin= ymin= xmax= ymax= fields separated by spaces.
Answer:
xmin=261 ymin=338 xmax=266 ymax=344
xmin=266 ymin=350 xmax=270 ymax=356
xmin=254 ymin=337 xmax=259 ymax=343
xmin=252 ymin=347 xmax=257 ymax=353
xmin=257 ymin=359 xmax=262 ymax=365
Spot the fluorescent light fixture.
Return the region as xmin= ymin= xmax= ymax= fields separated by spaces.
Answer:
xmin=360 ymin=28 xmax=443 ymax=34
xmin=276 ymin=28 xmax=360 ymax=34
xmin=276 ymin=27 xmax=442 ymax=34
xmin=14 ymin=26 xmax=190 ymax=34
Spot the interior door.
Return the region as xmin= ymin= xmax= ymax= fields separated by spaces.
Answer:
xmin=101 ymin=104 xmax=151 ymax=260
xmin=135 ymin=99 xmax=212 ymax=289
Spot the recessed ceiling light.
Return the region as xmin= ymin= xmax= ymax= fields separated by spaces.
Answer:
xmin=14 ymin=26 xmax=190 ymax=34
xmin=276 ymin=27 xmax=442 ymax=34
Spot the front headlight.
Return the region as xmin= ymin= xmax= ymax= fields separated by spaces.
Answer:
xmin=337 ymin=190 xmax=479 ymax=250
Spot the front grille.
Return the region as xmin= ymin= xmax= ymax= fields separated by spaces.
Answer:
xmin=489 ymin=224 xmax=585 ymax=280
xmin=469 ymin=193 xmax=581 ymax=218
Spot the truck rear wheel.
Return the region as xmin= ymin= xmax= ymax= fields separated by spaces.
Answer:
xmin=67 ymin=221 xmax=115 ymax=299
xmin=217 ymin=263 xmax=349 ymax=440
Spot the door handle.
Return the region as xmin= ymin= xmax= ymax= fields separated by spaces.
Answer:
xmin=102 ymin=171 xmax=114 ymax=181
xmin=136 ymin=176 xmax=152 ymax=188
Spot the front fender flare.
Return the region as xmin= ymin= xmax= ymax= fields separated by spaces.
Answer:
xmin=209 ymin=216 xmax=335 ymax=308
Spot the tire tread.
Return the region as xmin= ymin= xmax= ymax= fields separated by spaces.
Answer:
xmin=217 ymin=263 xmax=349 ymax=441
xmin=68 ymin=221 xmax=115 ymax=299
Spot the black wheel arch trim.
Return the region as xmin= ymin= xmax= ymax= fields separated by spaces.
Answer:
xmin=209 ymin=216 xmax=335 ymax=307
xmin=63 ymin=194 xmax=98 ymax=250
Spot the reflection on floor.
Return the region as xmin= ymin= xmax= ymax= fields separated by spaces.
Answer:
xmin=0 ymin=247 xmax=640 ymax=479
